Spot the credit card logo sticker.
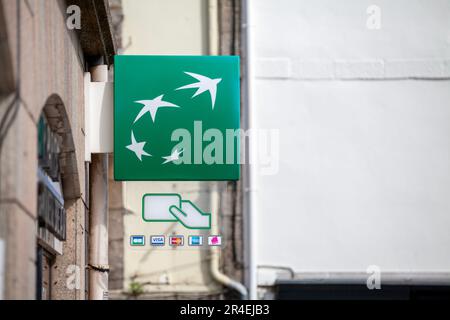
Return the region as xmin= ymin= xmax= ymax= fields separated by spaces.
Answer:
xmin=208 ymin=235 xmax=222 ymax=246
xmin=169 ymin=236 xmax=184 ymax=246
xmin=130 ymin=235 xmax=145 ymax=246
xmin=188 ymin=235 xmax=203 ymax=246
xmin=150 ymin=236 xmax=165 ymax=246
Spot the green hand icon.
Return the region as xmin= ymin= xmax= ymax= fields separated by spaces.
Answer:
xmin=169 ymin=201 xmax=211 ymax=230
xmin=142 ymin=194 xmax=211 ymax=230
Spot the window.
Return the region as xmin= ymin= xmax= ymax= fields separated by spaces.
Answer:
xmin=36 ymin=114 xmax=66 ymax=300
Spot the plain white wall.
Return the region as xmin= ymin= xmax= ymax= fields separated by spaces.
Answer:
xmin=250 ymin=0 xmax=450 ymax=281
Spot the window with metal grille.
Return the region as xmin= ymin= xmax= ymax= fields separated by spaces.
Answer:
xmin=37 ymin=114 xmax=66 ymax=241
xmin=38 ymin=115 xmax=60 ymax=182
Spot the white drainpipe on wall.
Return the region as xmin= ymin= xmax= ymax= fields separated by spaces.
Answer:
xmin=242 ymin=0 xmax=258 ymax=300
xmin=88 ymin=64 xmax=110 ymax=300
xmin=210 ymin=182 xmax=248 ymax=299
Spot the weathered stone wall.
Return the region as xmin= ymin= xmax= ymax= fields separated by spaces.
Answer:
xmin=108 ymin=155 xmax=125 ymax=291
xmin=0 ymin=0 xmax=87 ymax=299
xmin=106 ymin=0 xmax=124 ymax=292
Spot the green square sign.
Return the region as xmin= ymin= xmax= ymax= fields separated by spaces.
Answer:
xmin=114 ymin=56 xmax=240 ymax=181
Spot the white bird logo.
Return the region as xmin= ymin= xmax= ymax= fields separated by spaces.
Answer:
xmin=176 ymin=72 xmax=222 ymax=109
xmin=126 ymin=131 xmax=151 ymax=161
xmin=162 ymin=148 xmax=184 ymax=164
xmin=134 ymin=95 xmax=180 ymax=123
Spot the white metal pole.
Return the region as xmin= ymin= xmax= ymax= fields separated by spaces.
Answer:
xmin=242 ymin=0 xmax=258 ymax=300
xmin=89 ymin=64 xmax=109 ymax=300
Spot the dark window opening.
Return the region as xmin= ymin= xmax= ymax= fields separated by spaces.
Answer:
xmin=36 ymin=113 xmax=65 ymax=300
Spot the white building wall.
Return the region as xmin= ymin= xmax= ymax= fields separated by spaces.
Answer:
xmin=250 ymin=0 xmax=450 ymax=286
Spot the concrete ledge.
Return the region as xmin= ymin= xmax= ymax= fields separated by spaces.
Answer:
xmin=256 ymin=58 xmax=450 ymax=80
xmin=66 ymin=0 xmax=117 ymax=65
xmin=276 ymin=272 xmax=450 ymax=285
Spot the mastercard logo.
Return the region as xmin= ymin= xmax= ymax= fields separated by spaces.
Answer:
xmin=169 ymin=236 xmax=184 ymax=246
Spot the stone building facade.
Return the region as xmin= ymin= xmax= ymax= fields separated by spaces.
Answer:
xmin=0 ymin=0 xmax=116 ymax=299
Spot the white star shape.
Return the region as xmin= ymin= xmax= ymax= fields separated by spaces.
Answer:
xmin=134 ymin=95 xmax=180 ymax=123
xmin=126 ymin=131 xmax=151 ymax=161
xmin=162 ymin=148 xmax=183 ymax=164
xmin=176 ymin=72 xmax=222 ymax=109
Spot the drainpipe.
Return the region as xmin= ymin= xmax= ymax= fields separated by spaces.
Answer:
xmin=208 ymin=0 xmax=219 ymax=56
xmin=210 ymin=182 xmax=248 ymax=299
xmin=208 ymin=0 xmax=248 ymax=299
xmin=241 ymin=0 xmax=258 ymax=299
xmin=88 ymin=63 xmax=109 ymax=300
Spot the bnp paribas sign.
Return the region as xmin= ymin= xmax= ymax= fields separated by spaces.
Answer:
xmin=114 ymin=56 xmax=240 ymax=181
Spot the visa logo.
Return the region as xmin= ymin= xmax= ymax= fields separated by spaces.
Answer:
xmin=130 ymin=235 xmax=145 ymax=246
xmin=150 ymin=236 xmax=165 ymax=246
xmin=188 ymin=235 xmax=203 ymax=246
xmin=169 ymin=236 xmax=184 ymax=246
